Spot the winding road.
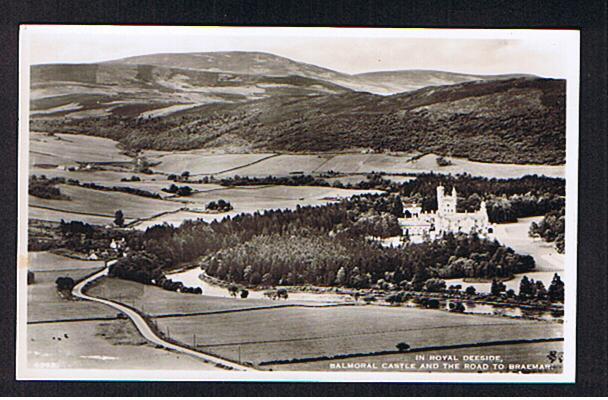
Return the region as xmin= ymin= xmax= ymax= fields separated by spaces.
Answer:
xmin=71 ymin=266 xmax=252 ymax=371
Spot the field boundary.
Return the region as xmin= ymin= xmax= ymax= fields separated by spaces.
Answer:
xmin=28 ymin=316 xmax=119 ymax=325
xmin=258 ymin=337 xmax=565 ymax=366
xmin=29 ymin=204 xmax=122 ymax=220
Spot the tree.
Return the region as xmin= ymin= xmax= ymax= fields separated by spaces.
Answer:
xmin=448 ymin=301 xmax=465 ymax=313
xmin=176 ymin=186 xmax=193 ymax=196
xmin=55 ymin=276 xmax=75 ymax=291
xmin=436 ymin=156 xmax=452 ymax=167
xmin=465 ymin=286 xmax=477 ymax=296
xmin=535 ymin=280 xmax=548 ymax=300
xmin=27 ymin=270 xmax=35 ymax=285
xmin=518 ymin=276 xmax=536 ymax=298
xmin=548 ymin=273 xmax=565 ymax=303
xmin=335 ymin=267 xmax=347 ymax=286
xmin=396 ymin=342 xmax=410 ymax=352
xmin=276 ymin=288 xmax=289 ymax=300
xmin=114 ymin=210 xmax=125 ymax=227
xmin=181 ymin=170 xmax=190 ymax=179
xmin=228 ymin=284 xmax=239 ymax=297
xmin=490 ymin=279 xmax=506 ymax=296
xmin=424 ymin=278 xmax=446 ymax=292
xmin=422 ymin=298 xmax=440 ymax=309
xmin=240 ymin=289 xmax=249 ymax=298
xmin=386 ymin=293 xmax=404 ymax=305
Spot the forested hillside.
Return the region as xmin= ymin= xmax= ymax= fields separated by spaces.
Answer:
xmin=31 ymin=52 xmax=565 ymax=165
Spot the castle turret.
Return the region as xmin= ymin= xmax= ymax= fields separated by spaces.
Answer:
xmin=437 ymin=185 xmax=445 ymax=212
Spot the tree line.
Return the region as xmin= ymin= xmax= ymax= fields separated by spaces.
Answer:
xmin=529 ymin=206 xmax=565 ymax=253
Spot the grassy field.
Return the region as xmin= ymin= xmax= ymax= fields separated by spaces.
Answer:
xmin=28 ymin=267 xmax=115 ymax=323
xmin=27 ymin=319 xmax=218 ymax=370
xmin=29 ymin=184 xmax=183 ymax=220
xmin=146 ymin=151 xmax=275 ymax=175
xmin=30 ymin=132 xmax=132 ymax=166
xmin=317 ymin=153 xmax=564 ymax=178
xmin=215 ymin=154 xmax=331 ymax=177
xmin=87 ymin=276 xmax=335 ymax=317
xmin=28 ymin=206 xmax=117 ymax=226
xmin=131 ymin=185 xmax=382 ymax=229
xmin=151 ymin=305 xmax=562 ymax=366
xmin=273 ymin=341 xmax=564 ymax=373
xmin=28 ymin=251 xmax=105 ymax=272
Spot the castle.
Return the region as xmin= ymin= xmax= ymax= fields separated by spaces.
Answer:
xmin=398 ymin=185 xmax=493 ymax=242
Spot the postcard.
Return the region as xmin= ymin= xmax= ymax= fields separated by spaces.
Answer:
xmin=17 ymin=25 xmax=579 ymax=382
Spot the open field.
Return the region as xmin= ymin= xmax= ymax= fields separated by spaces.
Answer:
xmin=215 ymin=154 xmax=331 ymax=177
xmin=28 ymin=251 xmax=105 ymax=272
xmin=27 ymin=319 xmax=217 ymax=370
xmin=28 ymin=268 xmax=115 ymax=322
xmin=146 ymin=151 xmax=275 ymax=175
xmin=317 ymin=153 xmax=565 ymax=178
xmin=152 ymin=305 xmax=562 ymax=366
xmin=30 ymin=167 xmax=137 ymax=183
xmin=29 ymin=167 xmax=224 ymax=198
xmin=29 ymin=206 xmax=117 ymax=226
xmin=87 ymin=276 xmax=338 ymax=317
xmin=29 ymin=184 xmax=183 ymax=221
xmin=30 ymin=132 xmax=132 ymax=166
xmin=273 ymin=341 xmax=563 ymax=373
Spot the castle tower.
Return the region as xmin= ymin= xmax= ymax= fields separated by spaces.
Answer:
xmin=436 ymin=185 xmax=445 ymax=213
xmin=479 ymin=200 xmax=489 ymax=224
xmin=438 ymin=185 xmax=457 ymax=215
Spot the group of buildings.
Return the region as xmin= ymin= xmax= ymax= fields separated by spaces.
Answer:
xmin=398 ymin=185 xmax=493 ymax=243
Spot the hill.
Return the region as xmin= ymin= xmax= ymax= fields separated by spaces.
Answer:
xmin=30 ymin=62 xmax=351 ymax=119
xmin=31 ymin=71 xmax=566 ymax=164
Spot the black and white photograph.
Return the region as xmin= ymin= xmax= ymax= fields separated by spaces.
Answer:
xmin=16 ymin=26 xmax=579 ymax=382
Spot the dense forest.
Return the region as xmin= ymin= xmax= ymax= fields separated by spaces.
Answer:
xmin=201 ymin=231 xmax=534 ymax=288
xmin=96 ymin=193 xmax=533 ymax=289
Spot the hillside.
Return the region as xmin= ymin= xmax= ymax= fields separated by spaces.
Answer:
xmin=30 ymin=62 xmax=351 ymax=119
xmin=31 ymin=72 xmax=566 ymax=165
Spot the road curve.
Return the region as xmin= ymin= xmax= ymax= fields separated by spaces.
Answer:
xmin=72 ymin=266 xmax=252 ymax=371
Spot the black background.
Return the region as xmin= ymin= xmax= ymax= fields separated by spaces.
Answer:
xmin=1 ymin=0 xmax=606 ymax=396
